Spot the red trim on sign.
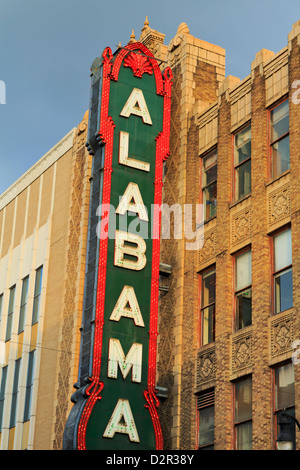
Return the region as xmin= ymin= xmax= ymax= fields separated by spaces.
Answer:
xmin=77 ymin=44 xmax=172 ymax=451
xmin=77 ymin=46 xmax=115 ymax=451
xmin=111 ymin=42 xmax=164 ymax=95
xmin=144 ymin=66 xmax=173 ymax=450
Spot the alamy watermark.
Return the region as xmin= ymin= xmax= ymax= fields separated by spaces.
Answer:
xmin=0 ymin=80 xmax=6 ymax=104
xmin=96 ymin=202 xmax=205 ymax=251
xmin=292 ymin=80 xmax=300 ymax=105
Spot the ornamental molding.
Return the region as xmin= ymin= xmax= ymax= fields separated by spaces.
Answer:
xmin=270 ymin=310 xmax=294 ymax=358
xmin=231 ymin=206 xmax=251 ymax=247
xmin=124 ymin=52 xmax=153 ymax=78
xmin=263 ymin=47 xmax=288 ymax=79
xmin=231 ymin=328 xmax=253 ymax=374
xmin=196 ymin=345 xmax=216 ymax=387
xmin=268 ymin=182 xmax=290 ymax=227
xmin=198 ymin=227 xmax=216 ymax=268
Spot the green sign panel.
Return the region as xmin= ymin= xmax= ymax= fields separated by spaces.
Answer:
xmin=64 ymin=42 xmax=172 ymax=451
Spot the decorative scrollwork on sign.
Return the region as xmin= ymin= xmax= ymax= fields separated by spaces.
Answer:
xmin=124 ymin=52 xmax=153 ymax=78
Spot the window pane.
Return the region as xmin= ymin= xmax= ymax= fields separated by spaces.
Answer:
xmin=202 ymin=150 xmax=217 ymax=186
xmin=6 ymin=286 xmax=16 ymax=341
xmin=34 ymin=267 xmax=43 ymax=297
xmin=272 ymin=135 xmax=290 ymax=178
xmin=24 ymin=350 xmax=35 ymax=422
xmin=236 ymin=288 xmax=252 ymax=329
xmin=10 ymin=359 xmax=21 ymax=428
xmin=8 ymin=286 xmax=15 ymax=315
xmin=236 ymin=421 xmax=252 ymax=450
xmin=203 ymin=182 xmax=217 ymax=220
xmin=236 ymin=251 xmax=251 ymax=291
xmin=199 ymin=405 xmax=214 ymax=448
xmin=18 ymin=277 xmax=29 ymax=333
xmin=202 ymin=269 xmax=216 ymax=307
xmin=274 ymin=228 xmax=292 ymax=272
xmin=32 ymin=267 xmax=43 ymax=325
xmin=274 ymin=268 xmax=293 ymax=313
xmin=235 ymin=377 xmax=252 ymax=422
xmin=0 ymin=294 xmax=3 ymax=321
xmin=234 ymin=126 xmax=251 ymax=165
xmin=271 ymin=100 xmax=289 ymax=143
xmin=275 ymin=363 xmax=294 ymax=411
xmin=235 ymin=159 xmax=251 ymax=200
xmin=0 ymin=366 xmax=8 ymax=432
xmin=201 ymin=305 xmax=215 ymax=345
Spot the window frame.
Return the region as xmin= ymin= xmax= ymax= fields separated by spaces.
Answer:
xmin=197 ymin=389 xmax=215 ymax=450
xmin=199 ymin=265 xmax=216 ymax=346
xmin=32 ymin=266 xmax=43 ymax=325
xmin=0 ymin=365 xmax=8 ymax=432
xmin=268 ymin=97 xmax=290 ymax=180
xmin=233 ymin=375 xmax=252 ymax=450
xmin=10 ymin=358 xmax=21 ymax=429
xmin=270 ymin=226 xmax=293 ymax=315
xmin=5 ymin=285 xmax=16 ymax=342
xmin=18 ymin=275 xmax=29 ymax=334
xmin=272 ymin=362 xmax=295 ymax=449
xmin=233 ymin=248 xmax=252 ymax=331
xmin=23 ymin=349 xmax=36 ymax=422
xmin=200 ymin=147 xmax=217 ymax=222
xmin=232 ymin=123 xmax=251 ymax=202
xmin=0 ymin=293 xmax=3 ymax=323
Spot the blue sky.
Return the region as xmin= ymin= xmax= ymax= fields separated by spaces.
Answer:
xmin=0 ymin=0 xmax=299 ymax=194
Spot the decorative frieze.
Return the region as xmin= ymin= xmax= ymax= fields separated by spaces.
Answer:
xmin=268 ymin=182 xmax=290 ymax=227
xmin=198 ymin=227 xmax=216 ymax=269
xmin=196 ymin=345 xmax=216 ymax=389
xmin=231 ymin=206 xmax=251 ymax=248
xmin=270 ymin=310 xmax=294 ymax=359
xmin=231 ymin=328 xmax=253 ymax=375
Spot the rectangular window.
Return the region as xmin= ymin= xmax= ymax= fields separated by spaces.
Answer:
xmin=18 ymin=276 xmax=29 ymax=334
xmin=202 ymin=149 xmax=217 ymax=221
xmin=6 ymin=285 xmax=16 ymax=341
xmin=23 ymin=350 xmax=35 ymax=422
xmin=32 ymin=266 xmax=43 ymax=325
xmin=0 ymin=366 xmax=8 ymax=432
xmin=235 ymin=250 xmax=252 ymax=330
xmin=273 ymin=228 xmax=293 ymax=314
xmin=200 ymin=267 xmax=216 ymax=346
xmin=198 ymin=390 xmax=214 ymax=450
xmin=0 ymin=293 xmax=3 ymax=322
xmin=10 ymin=359 xmax=21 ymax=428
xmin=273 ymin=363 xmax=295 ymax=449
xmin=270 ymin=99 xmax=289 ymax=179
xmin=234 ymin=376 xmax=252 ymax=450
xmin=234 ymin=125 xmax=251 ymax=201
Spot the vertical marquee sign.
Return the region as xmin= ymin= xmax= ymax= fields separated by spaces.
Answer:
xmin=63 ymin=42 xmax=172 ymax=450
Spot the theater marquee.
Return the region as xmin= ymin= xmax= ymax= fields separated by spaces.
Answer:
xmin=63 ymin=42 xmax=172 ymax=450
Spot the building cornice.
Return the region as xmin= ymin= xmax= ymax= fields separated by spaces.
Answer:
xmin=0 ymin=128 xmax=76 ymax=211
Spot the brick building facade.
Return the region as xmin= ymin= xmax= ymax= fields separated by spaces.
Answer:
xmin=156 ymin=19 xmax=300 ymax=450
xmin=0 ymin=18 xmax=299 ymax=450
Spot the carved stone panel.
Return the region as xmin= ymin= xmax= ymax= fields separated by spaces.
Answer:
xmin=268 ymin=182 xmax=290 ymax=227
xmin=196 ymin=345 xmax=216 ymax=388
xmin=231 ymin=207 xmax=251 ymax=248
xmin=231 ymin=328 xmax=252 ymax=374
xmin=198 ymin=228 xmax=216 ymax=268
xmin=270 ymin=310 xmax=294 ymax=359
